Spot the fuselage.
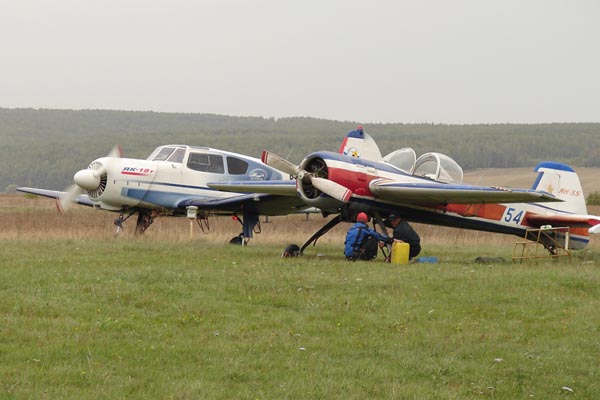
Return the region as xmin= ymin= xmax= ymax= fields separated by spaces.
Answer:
xmin=83 ymin=145 xmax=287 ymax=214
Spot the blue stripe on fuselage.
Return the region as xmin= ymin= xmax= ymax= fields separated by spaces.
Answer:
xmin=124 ymin=179 xmax=218 ymax=191
xmin=124 ymin=188 xmax=216 ymax=208
xmin=309 ymin=151 xmax=410 ymax=176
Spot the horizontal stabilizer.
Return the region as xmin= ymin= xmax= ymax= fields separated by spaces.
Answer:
xmin=525 ymin=213 xmax=600 ymax=230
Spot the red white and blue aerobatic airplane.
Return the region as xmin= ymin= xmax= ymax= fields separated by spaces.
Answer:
xmin=209 ymin=127 xmax=600 ymax=254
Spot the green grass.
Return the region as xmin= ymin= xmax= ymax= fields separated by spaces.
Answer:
xmin=1 ymin=240 xmax=599 ymax=399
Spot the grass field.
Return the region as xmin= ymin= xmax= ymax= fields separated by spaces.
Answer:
xmin=1 ymin=195 xmax=600 ymax=399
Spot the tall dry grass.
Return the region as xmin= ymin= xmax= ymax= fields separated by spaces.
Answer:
xmin=2 ymin=195 xmax=599 ymax=251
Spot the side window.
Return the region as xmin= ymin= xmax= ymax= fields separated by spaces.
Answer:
xmin=227 ymin=157 xmax=249 ymax=175
xmin=167 ymin=148 xmax=186 ymax=163
xmin=187 ymin=153 xmax=224 ymax=174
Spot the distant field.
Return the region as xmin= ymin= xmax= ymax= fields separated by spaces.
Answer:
xmin=464 ymin=166 xmax=600 ymax=194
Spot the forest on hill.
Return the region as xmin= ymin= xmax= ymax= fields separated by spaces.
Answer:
xmin=1 ymin=108 xmax=599 ymax=191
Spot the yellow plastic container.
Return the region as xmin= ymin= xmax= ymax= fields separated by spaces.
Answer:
xmin=391 ymin=242 xmax=410 ymax=265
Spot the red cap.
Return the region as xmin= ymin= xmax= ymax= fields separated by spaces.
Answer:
xmin=356 ymin=212 xmax=368 ymax=222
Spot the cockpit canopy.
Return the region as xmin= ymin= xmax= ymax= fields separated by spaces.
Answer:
xmin=383 ymin=148 xmax=463 ymax=184
xmin=146 ymin=145 xmax=282 ymax=180
xmin=382 ymin=148 xmax=417 ymax=173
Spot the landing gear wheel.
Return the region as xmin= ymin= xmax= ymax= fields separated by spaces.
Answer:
xmin=282 ymin=244 xmax=300 ymax=257
xmin=229 ymin=234 xmax=244 ymax=245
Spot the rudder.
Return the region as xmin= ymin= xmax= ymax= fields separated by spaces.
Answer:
xmin=531 ymin=162 xmax=587 ymax=215
xmin=338 ymin=126 xmax=383 ymax=161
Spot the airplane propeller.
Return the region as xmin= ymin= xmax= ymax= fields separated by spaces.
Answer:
xmin=262 ymin=151 xmax=352 ymax=203
xmin=261 ymin=151 xmax=299 ymax=176
xmin=57 ymin=145 xmax=122 ymax=213
xmin=56 ymin=184 xmax=84 ymax=213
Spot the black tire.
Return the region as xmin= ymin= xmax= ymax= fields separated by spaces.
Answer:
xmin=282 ymin=244 xmax=300 ymax=257
xmin=229 ymin=235 xmax=244 ymax=245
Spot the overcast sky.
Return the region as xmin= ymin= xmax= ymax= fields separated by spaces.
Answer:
xmin=1 ymin=0 xmax=598 ymax=123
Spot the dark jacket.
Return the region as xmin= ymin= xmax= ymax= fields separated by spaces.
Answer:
xmin=344 ymin=222 xmax=388 ymax=258
xmin=392 ymin=220 xmax=421 ymax=258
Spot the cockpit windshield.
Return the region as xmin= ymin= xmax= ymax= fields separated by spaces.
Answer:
xmin=148 ymin=147 xmax=176 ymax=161
xmin=167 ymin=148 xmax=186 ymax=163
xmin=147 ymin=146 xmax=186 ymax=163
xmin=413 ymin=152 xmax=463 ymax=184
xmin=382 ymin=147 xmax=463 ymax=183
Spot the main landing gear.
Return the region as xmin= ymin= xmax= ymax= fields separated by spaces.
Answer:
xmin=114 ymin=209 xmax=155 ymax=235
xmin=282 ymin=211 xmax=392 ymax=258
xmin=229 ymin=213 xmax=261 ymax=245
xmin=114 ymin=209 xmax=212 ymax=237
xmin=281 ymin=214 xmax=344 ymax=257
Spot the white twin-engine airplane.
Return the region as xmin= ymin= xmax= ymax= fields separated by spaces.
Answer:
xmin=17 ymin=145 xmax=309 ymax=242
xmin=209 ymin=127 xmax=600 ymax=255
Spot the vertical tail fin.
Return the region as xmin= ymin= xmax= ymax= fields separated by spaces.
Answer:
xmin=531 ymin=162 xmax=587 ymax=214
xmin=338 ymin=126 xmax=383 ymax=161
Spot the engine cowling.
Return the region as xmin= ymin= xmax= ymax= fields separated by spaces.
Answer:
xmin=296 ymin=156 xmax=346 ymax=210
xmin=79 ymin=160 xmax=108 ymax=200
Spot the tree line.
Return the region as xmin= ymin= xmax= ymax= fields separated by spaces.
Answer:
xmin=1 ymin=108 xmax=599 ymax=192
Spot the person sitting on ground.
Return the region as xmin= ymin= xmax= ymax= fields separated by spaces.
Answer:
xmin=344 ymin=212 xmax=391 ymax=260
xmin=388 ymin=214 xmax=421 ymax=260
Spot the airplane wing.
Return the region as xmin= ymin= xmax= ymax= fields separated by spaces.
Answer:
xmin=16 ymin=187 xmax=94 ymax=207
xmin=177 ymin=191 xmax=308 ymax=216
xmin=368 ymin=179 xmax=560 ymax=205
xmin=208 ymin=179 xmax=559 ymax=206
xmin=18 ymin=184 xmax=306 ymax=216
xmin=207 ymin=181 xmax=297 ymax=196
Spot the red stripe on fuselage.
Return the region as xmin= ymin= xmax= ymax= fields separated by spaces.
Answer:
xmin=444 ymin=203 xmax=507 ymax=221
xmin=327 ymin=166 xmax=375 ymax=197
xmin=568 ymin=227 xmax=589 ymax=237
